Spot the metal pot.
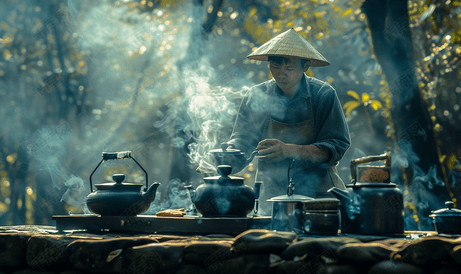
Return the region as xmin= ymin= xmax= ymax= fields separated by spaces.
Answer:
xmin=267 ymin=160 xmax=340 ymax=234
xmin=302 ymin=210 xmax=339 ymax=235
xmin=86 ymin=151 xmax=160 ymax=216
xmin=267 ymin=195 xmax=339 ymax=234
xmin=267 ymin=194 xmax=312 ymax=232
xmin=429 ymin=201 xmax=461 ymax=235
xmin=301 ymin=198 xmax=340 ymax=235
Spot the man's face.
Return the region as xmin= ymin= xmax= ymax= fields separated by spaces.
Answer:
xmin=269 ymin=57 xmax=307 ymax=96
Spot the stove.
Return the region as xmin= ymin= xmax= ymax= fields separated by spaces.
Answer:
xmin=52 ymin=214 xmax=271 ymax=235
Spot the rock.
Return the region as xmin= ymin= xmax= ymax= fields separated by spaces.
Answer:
xmin=434 ymin=268 xmax=460 ymax=274
xmin=280 ymin=237 xmax=361 ymax=261
xmin=59 ymin=271 xmax=87 ymax=274
xmin=67 ymin=237 xmax=158 ymax=273
xmin=369 ymin=261 xmax=424 ymax=274
xmin=336 ymin=242 xmax=398 ymax=263
xmin=0 ymin=233 xmax=32 ymax=269
xmin=451 ymin=245 xmax=461 ymax=265
xmin=150 ymin=235 xmax=198 ymax=243
xmin=275 ymin=261 xmax=312 ymax=274
xmin=390 ymin=237 xmax=458 ymax=265
xmin=318 ymin=264 xmax=358 ymax=274
xmin=231 ymin=229 xmax=297 ymax=256
xmin=208 ymin=254 xmax=270 ymax=274
xmin=183 ymin=241 xmax=233 ymax=264
xmin=11 ymin=269 xmax=57 ymax=274
xmin=175 ymin=264 xmax=208 ymax=274
xmin=26 ymin=235 xmax=76 ymax=270
xmin=125 ymin=242 xmax=188 ymax=274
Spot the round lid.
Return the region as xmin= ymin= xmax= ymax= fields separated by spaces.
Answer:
xmin=208 ymin=147 xmax=244 ymax=156
xmin=94 ymin=174 xmax=143 ymax=190
xmin=430 ymin=201 xmax=461 ymax=217
xmin=267 ymin=194 xmax=314 ymax=202
xmin=347 ymin=182 xmax=398 ymax=188
xmin=94 ymin=182 xmax=143 ymax=190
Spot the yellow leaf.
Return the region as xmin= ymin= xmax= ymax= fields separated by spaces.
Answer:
xmin=343 ymin=8 xmax=353 ymax=16
xmin=305 ymin=68 xmax=314 ymax=77
xmin=347 ymin=90 xmax=360 ymax=101
xmin=249 ymin=7 xmax=257 ymax=17
xmin=448 ymin=154 xmax=457 ymax=170
xmin=370 ymin=100 xmax=382 ymax=110
xmin=361 ymin=93 xmax=370 ymax=102
xmin=343 ymin=101 xmax=361 ymax=116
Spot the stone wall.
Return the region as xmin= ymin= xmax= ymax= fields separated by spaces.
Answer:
xmin=0 ymin=226 xmax=460 ymax=274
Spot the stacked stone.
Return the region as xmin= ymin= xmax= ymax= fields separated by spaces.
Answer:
xmin=0 ymin=227 xmax=461 ymax=274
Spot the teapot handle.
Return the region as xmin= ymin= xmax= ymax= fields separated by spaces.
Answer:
xmin=89 ymin=151 xmax=148 ymax=192
xmin=350 ymin=151 xmax=391 ymax=184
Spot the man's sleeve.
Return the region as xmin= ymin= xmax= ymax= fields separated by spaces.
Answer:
xmin=227 ymin=87 xmax=267 ymax=157
xmin=311 ymin=83 xmax=351 ymax=168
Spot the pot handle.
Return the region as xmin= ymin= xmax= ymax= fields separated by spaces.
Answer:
xmin=350 ymin=151 xmax=391 ymax=184
xmin=89 ymin=151 xmax=149 ymax=192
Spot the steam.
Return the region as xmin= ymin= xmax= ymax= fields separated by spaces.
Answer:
xmin=60 ymin=175 xmax=87 ymax=207
xmin=391 ymin=140 xmax=446 ymax=230
xmin=27 ymin=124 xmax=73 ymax=187
xmin=27 ymin=124 xmax=89 ymax=212
xmin=22 ymin=0 xmax=249 ymax=215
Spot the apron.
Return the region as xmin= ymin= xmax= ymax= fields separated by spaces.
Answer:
xmin=255 ymin=95 xmax=345 ymax=215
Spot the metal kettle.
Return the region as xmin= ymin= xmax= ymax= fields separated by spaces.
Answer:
xmin=328 ymin=152 xmax=404 ymax=234
xmin=86 ymin=151 xmax=160 ymax=216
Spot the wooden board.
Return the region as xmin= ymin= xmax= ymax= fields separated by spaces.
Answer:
xmin=52 ymin=215 xmax=271 ymax=235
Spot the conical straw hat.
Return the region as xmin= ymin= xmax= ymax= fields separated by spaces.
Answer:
xmin=247 ymin=28 xmax=330 ymax=67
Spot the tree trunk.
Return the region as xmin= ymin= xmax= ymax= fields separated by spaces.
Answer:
xmin=362 ymin=0 xmax=449 ymax=220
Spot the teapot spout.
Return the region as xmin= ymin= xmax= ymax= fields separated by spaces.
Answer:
xmin=327 ymin=187 xmax=351 ymax=206
xmin=246 ymin=150 xmax=259 ymax=165
xmin=142 ymin=182 xmax=161 ymax=204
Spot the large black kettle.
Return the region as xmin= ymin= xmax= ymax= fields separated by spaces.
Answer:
xmin=328 ymin=152 xmax=404 ymax=234
xmin=86 ymin=151 xmax=160 ymax=216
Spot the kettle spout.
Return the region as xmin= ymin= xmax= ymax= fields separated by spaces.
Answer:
xmin=327 ymin=187 xmax=351 ymax=206
xmin=142 ymin=182 xmax=161 ymax=204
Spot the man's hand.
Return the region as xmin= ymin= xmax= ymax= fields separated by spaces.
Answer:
xmin=256 ymin=139 xmax=296 ymax=162
xmin=256 ymin=139 xmax=332 ymax=164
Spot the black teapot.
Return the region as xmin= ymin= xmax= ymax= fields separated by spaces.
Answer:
xmin=186 ymin=165 xmax=261 ymax=217
xmin=328 ymin=152 xmax=404 ymax=234
xmin=86 ymin=151 xmax=160 ymax=216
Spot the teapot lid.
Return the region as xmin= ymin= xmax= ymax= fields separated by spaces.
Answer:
xmin=347 ymin=182 xmax=398 ymax=188
xmin=267 ymin=194 xmax=314 ymax=202
xmin=208 ymin=143 xmax=244 ymax=155
xmin=429 ymin=201 xmax=461 ymax=217
xmin=95 ymin=182 xmax=143 ymax=190
xmin=95 ymin=174 xmax=143 ymax=190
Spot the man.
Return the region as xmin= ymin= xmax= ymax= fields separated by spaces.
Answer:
xmin=226 ymin=28 xmax=350 ymax=214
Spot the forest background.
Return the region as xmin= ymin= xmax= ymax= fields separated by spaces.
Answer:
xmin=0 ymin=0 xmax=460 ymax=231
